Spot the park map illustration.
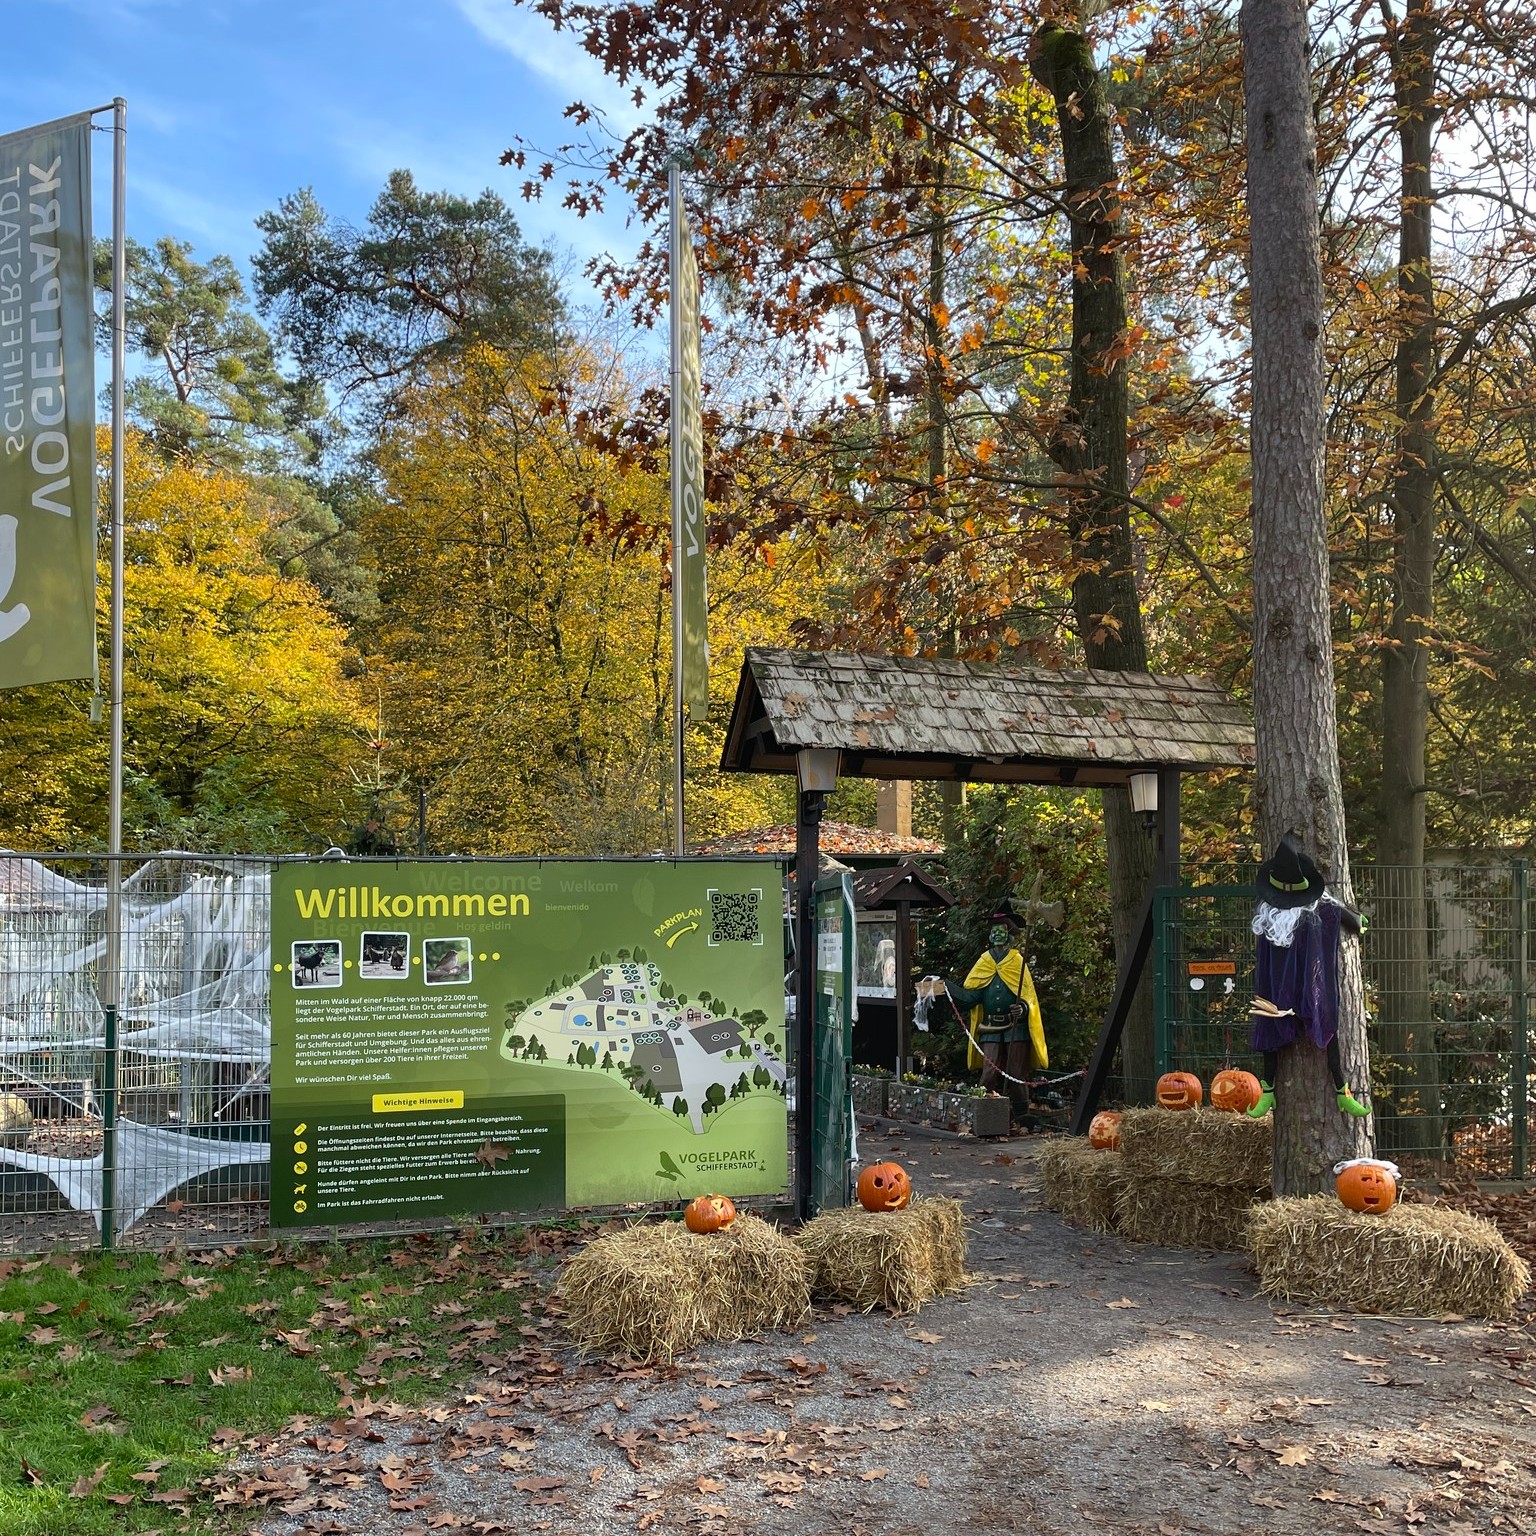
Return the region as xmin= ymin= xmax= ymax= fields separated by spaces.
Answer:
xmin=501 ymin=957 xmax=787 ymax=1134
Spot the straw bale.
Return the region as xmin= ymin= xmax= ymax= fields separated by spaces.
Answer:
xmin=1035 ymin=1137 xmax=1127 ymax=1233
xmin=1247 ymin=1196 xmax=1531 ymax=1320
xmin=1117 ymin=1106 xmax=1272 ymax=1189
xmin=1115 ymin=1174 xmax=1267 ymax=1251
xmin=797 ymin=1197 xmax=967 ymax=1315
xmin=556 ymin=1212 xmax=812 ymax=1362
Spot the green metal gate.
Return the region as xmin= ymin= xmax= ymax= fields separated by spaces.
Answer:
xmin=1153 ymin=883 xmax=1260 ymax=1086
xmin=810 ymin=873 xmax=856 ymax=1214
xmin=1154 ymin=864 xmax=1533 ymax=1178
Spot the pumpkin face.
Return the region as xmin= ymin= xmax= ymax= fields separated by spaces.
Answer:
xmin=1088 ymin=1111 xmax=1123 ymax=1150
xmin=684 ymin=1193 xmax=737 ymax=1233
xmin=1209 ymin=1069 xmax=1262 ymax=1114
xmin=856 ymin=1161 xmax=913 ymax=1212
xmin=1334 ymin=1159 xmax=1398 ymax=1215
xmin=1155 ymin=1071 xmax=1203 ymax=1111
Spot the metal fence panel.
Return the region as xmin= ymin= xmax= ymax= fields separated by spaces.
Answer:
xmin=0 ymin=853 xmax=273 ymax=1252
xmin=1155 ymin=862 xmax=1532 ymax=1178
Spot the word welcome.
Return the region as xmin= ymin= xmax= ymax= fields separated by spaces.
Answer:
xmin=294 ymin=885 xmax=531 ymax=920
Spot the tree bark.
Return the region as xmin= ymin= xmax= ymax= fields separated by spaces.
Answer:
xmin=1375 ymin=0 xmax=1442 ymax=1157
xmin=1029 ymin=25 xmax=1160 ymax=1103
xmin=1242 ymin=0 xmax=1373 ymax=1193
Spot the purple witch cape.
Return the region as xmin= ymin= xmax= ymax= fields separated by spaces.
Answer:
xmin=1252 ymin=899 xmax=1343 ymax=1052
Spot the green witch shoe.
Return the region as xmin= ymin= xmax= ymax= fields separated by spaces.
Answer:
xmin=1247 ymin=1082 xmax=1275 ymax=1118
xmin=1337 ymin=1085 xmax=1370 ymax=1117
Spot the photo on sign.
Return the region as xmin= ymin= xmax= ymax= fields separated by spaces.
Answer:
xmin=291 ymin=939 xmax=342 ymax=988
xmin=359 ymin=931 xmax=410 ymax=980
xmin=424 ymin=937 xmax=473 ymax=985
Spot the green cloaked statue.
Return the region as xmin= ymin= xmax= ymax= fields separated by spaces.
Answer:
xmin=922 ymin=909 xmax=1046 ymax=1109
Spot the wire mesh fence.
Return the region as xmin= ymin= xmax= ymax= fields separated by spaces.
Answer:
xmin=0 ymin=853 xmax=273 ymax=1253
xmin=1155 ymin=861 xmax=1532 ymax=1179
xmin=1 ymin=850 xmax=1529 ymax=1253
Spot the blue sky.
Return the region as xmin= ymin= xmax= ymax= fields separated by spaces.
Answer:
xmin=0 ymin=0 xmax=647 ymax=306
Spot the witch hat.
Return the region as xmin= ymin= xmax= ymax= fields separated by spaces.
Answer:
xmin=1254 ymin=830 xmax=1327 ymax=910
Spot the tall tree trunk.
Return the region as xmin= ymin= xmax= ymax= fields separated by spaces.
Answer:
xmin=1242 ymin=0 xmax=1373 ymax=1193
xmin=1029 ymin=25 xmax=1160 ymax=1103
xmin=921 ymin=153 xmax=970 ymax=844
xmin=1376 ymin=0 xmax=1442 ymax=1158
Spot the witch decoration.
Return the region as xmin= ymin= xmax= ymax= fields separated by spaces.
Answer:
xmin=1247 ymin=831 xmax=1370 ymax=1120
xmin=929 ymin=909 xmax=1047 ymax=1109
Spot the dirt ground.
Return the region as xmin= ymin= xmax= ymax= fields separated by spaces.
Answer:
xmin=235 ymin=1123 xmax=1536 ymax=1536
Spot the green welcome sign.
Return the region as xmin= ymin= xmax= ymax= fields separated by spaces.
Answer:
xmin=270 ymin=859 xmax=788 ymax=1226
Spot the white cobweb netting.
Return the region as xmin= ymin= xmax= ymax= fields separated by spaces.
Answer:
xmin=0 ymin=853 xmax=271 ymax=1061
xmin=0 ymin=854 xmax=273 ymax=1233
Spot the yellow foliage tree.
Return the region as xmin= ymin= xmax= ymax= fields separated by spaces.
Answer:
xmin=0 ymin=431 xmax=366 ymax=850
xmin=365 ymin=342 xmax=833 ymax=853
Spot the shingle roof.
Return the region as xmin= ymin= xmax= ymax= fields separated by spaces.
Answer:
xmin=850 ymin=860 xmax=954 ymax=911
xmin=687 ymin=821 xmax=943 ymax=859
xmin=722 ymin=649 xmax=1253 ymax=786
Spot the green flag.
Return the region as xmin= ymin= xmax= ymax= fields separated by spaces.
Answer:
xmin=0 ymin=112 xmax=97 ymax=689
xmin=670 ymin=178 xmax=708 ymax=720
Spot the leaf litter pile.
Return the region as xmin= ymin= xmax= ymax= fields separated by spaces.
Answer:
xmin=9 ymin=1130 xmax=1536 ymax=1536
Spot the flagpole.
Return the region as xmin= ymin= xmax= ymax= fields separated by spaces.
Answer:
xmin=98 ymin=96 xmax=126 ymax=1250
xmin=668 ymin=160 xmax=685 ymax=857
xmin=104 ymin=98 xmax=126 ymax=989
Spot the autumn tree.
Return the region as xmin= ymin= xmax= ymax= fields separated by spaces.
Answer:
xmin=0 ymin=432 xmax=366 ymax=851
xmin=503 ymin=2 xmax=1196 ymax=1096
xmin=98 ymin=234 xmax=379 ymax=628
xmin=359 ymin=334 xmax=802 ymax=854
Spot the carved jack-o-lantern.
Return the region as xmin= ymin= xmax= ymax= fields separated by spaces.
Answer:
xmin=684 ymin=1193 xmax=737 ymax=1233
xmin=1334 ymin=1159 xmax=1399 ymax=1215
xmin=1088 ymin=1111 xmax=1123 ymax=1150
xmin=856 ymin=1161 xmax=913 ymax=1212
xmin=1209 ymin=1069 xmax=1263 ymax=1114
xmin=1155 ymin=1071 xmax=1203 ymax=1111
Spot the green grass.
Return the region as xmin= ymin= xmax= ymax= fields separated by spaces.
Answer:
xmin=0 ymin=1225 xmax=555 ymax=1535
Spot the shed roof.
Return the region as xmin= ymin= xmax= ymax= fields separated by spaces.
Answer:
xmin=722 ymin=649 xmax=1253 ymax=787
xmin=850 ymin=859 xmax=954 ymax=912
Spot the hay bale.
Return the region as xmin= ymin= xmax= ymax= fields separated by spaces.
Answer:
xmin=1247 ymin=1196 xmax=1531 ymax=1320
xmin=798 ymin=1197 xmax=967 ymax=1314
xmin=556 ymin=1212 xmax=811 ymax=1361
xmin=1115 ymin=1174 xmax=1266 ymax=1251
xmin=0 ymin=1094 xmax=32 ymax=1151
xmin=1118 ymin=1106 xmax=1272 ymax=1188
xmin=1036 ymin=1138 xmax=1127 ymax=1233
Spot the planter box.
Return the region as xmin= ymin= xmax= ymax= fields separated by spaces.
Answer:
xmin=852 ymin=1073 xmax=890 ymax=1116
xmin=885 ymin=1082 xmax=1011 ymax=1138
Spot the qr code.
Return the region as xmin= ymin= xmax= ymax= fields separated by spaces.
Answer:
xmin=708 ymin=889 xmax=763 ymax=946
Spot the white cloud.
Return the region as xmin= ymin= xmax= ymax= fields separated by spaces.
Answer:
xmin=452 ymin=0 xmax=647 ymax=135
xmin=133 ymin=171 xmax=256 ymax=255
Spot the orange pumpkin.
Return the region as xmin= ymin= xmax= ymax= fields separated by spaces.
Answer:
xmin=1088 ymin=1110 xmax=1123 ymax=1150
xmin=1334 ymin=1159 xmax=1399 ymax=1215
xmin=856 ymin=1161 xmax=913 ymax=1212
xmin=1155 ymin=1071 xmax=1203 ymax=1111
xmin=684 ymin=1193 xmax=737 ymax=1233
xmin=1209 ymin=1069 xmax=1262 ymax=1114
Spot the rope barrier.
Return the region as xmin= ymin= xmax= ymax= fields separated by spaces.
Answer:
xmin=937 ymin=987 xmax=1082 ymax=1091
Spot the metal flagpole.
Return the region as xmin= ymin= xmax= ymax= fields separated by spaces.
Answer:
xmin=668 ymin=160 xmax=684 ymax=857
xmin=102 ymin=97 xmax=126 ymax=1248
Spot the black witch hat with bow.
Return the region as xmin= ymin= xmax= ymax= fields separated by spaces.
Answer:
xmin=1254 ymin=830 xmax=1327 ymax=910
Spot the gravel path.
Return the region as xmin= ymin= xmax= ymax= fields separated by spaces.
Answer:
xmin=236 ymin=1125 xmax=1536 ymax=1536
